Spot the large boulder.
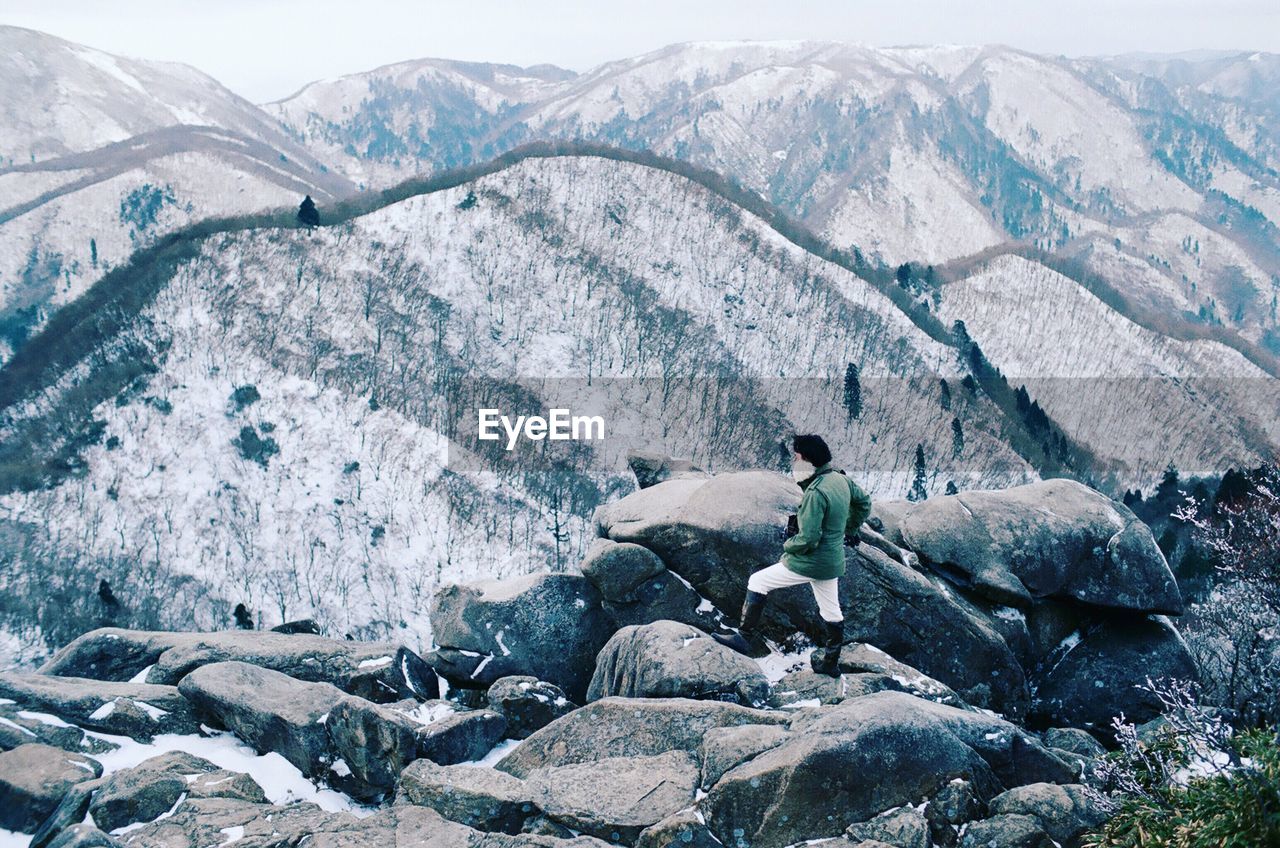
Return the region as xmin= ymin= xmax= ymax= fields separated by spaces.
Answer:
xmin=486 ymin=677 xmax=576 ymax=740
xmin=177 ymin=661 xmax=343 ymax=780
xmin=837 ymin=642 xmax=965 ymax=707
xmin=397 ymin=759 xmax=538 ymax=833
xmin=960 ymin=814 xmax=1054 ymax=848
xmin=988 ymin=783 xmax=1108 ymax=848
xmin=846 ymin=807 xmax=931 ymax=848
xmin=881 ymin=481 xmax=1182 ymax=613
xmin=426 ymin=573 xmax=613 ymax=702
xmin=698 ymin=724 xmax=791 ymax=789
xmin=0 ymin=702 xmax=116 ymax=755
xmin=40 ymin=627 xmax=437 ymax=703
xmin=587 ymin=621 xmax=769 ymax=706
xmin=635 ymin=809 xmax=721 ymax=848
xmin=839 ymin=544 xmax=1028 ymax=716
xmin=325 ymin=697 xmax=506 ymax=799
xmin=582 ymin=539 xmax=721 ymax=633
xmin=0 ymin=673 xmax=200 ymax=740
xmin=88 ymin=751 xmax=266 ymax=833
xmin=626 ymin=451 xmax=708 ymax=490
xmin=1029 ymin=616 xmax=1197 ymax=734
xmin=526 ymin=752 xmax=700 ymax=843
xmin=497 ymin=697 xmax=787 ymax=779
xmin=0 ymin=743 xmax=102 ymax=832
xmin=702 ymin=691 xmax=1074 ymax=848
xmin=594 ymin=471 xmax=799 ymax=622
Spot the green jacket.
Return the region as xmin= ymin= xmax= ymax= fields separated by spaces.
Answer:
xmin=782 ymin=464 xmax=873 ymax=580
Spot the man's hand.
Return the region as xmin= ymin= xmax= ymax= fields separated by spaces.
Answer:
xmin=784 ymin=514 xmax=799 ymax=539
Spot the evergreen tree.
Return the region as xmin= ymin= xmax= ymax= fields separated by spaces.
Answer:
xmin=234 ymin=603 xmax=254 ymax=629
xmin=297 ymin=195 xmax=320 ymax=228
xmin=896 ymin=262 xmax=913 ymax=289
xmin=842 ymin=363 xmax=862 ymax=421
xmin=951 ymin=417 xmax=964 ymax=456
xmin=908 ymin=444 xmax=928 ymax=502
xmin=939 ymin=378 xmax=952 ymax=411
xmin=89 ymin=238 xmax=98 ymax=268
xmin=945 ymin=481 xmax=959 ymax=496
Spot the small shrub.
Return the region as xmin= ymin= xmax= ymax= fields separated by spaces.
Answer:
xmin=1085 ymin=679 xmax=1280 ymax=847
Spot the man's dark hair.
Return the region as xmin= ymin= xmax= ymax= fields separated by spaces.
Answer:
xmin=792 ymin=434 xmax=832 ymax=466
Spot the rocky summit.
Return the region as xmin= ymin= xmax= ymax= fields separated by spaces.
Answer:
xmin=0 ymin=468 xmax=1192 ymax=848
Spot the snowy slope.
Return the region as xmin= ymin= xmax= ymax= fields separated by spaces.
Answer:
xmin=0 ymin=27 xmax=358 ymax=363
xmin=0 ymin=154 xmax=1041 ymax=659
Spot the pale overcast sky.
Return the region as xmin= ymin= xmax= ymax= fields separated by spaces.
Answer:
xmin=3 ymin=0 xmax=1277 ymax=103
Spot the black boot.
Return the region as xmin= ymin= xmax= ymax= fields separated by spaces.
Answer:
xmin=712 ymin=591 xmax=769 ymax=657
xmin=810 ymin=619 xmax=845 ymax=677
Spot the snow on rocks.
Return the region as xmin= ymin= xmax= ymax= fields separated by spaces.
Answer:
xmin=586 ymin=621 xmax=769 ymax=707
xmin=0 ymin=743 xmax=102 ymax=833
xmin=425 ymin=574 xmax=613 ymax=702
xmin=0 ymin=675 xmax=200 ymax=741
xmin=42 ymin=629 xmax=438 ymax=704
xmin=484 ymin=677 xmax=575 ymax=740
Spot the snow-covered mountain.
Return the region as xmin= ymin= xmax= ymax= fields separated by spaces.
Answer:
xmin=1 ymin=152 xmax=1274 ymax=662
xmin=0 ymin=26 xmax=357 ymax=362
xmin=271 ymin=41 xmax=1280 ymax=353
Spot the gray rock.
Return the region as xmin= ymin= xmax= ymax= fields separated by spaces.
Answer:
xmin=0 ymin=702 xmax=117 ymax=755
xmin=497 ymin=697 xmax=786 ymax=779
xmin=397 ymin=759 xmax=538 ymax=833
xmin=703 ymin=691 xmax=1074 ymax=848
xmin=581 ymin=539 xmax=668 ymax=603
xmin=29 ymin=778 xmax=104 ymax=848
xmin=40 ymin=628 xmax=438 ymax=702
xmin=634 ymin=808 xmax=722 ymax=848
xmin=959 ymin=814 xmax=1054 ymax=848
xmin=601 ymin=568 xmax=725 ymax=634
xmin=45 ymin=825 xmax=121 ymax=848
xmin=88 ymin=751 xmax=265 ymax=833
xmin=699 ymin=723 xmax=790 ymax=789
xmin=886 ymin=481 xmax=1182 ymax=613
xmin=838 ymin=643 xmax=965 ymax=706
xmin=626 ymin=451 xmax=708 ymax=490
xmin=426 ymin=573 xmax=613 ymax=702
xmin=587 ymin=620 xmax=769 ymax=706
xmin=988 ymin=783 xmax=1108 ymax=848
xmin=840 ymin=544 xmax=1027 ymax=716
xmin=1042 ymin=728 xmax=1106 ymax=759
xmin=0 ymin=673 xmax=199 ymax=741
xmin=925 ymin=779 xmax=985 ymax=847
xmin=594 ymin=472 xmax=798 ymax=630
xmin=486 ymin=677 xmax=576 ymax=740
xmin=176 ymin=661 xmax=342 ymax=780
xmin=768 ymin=670 xmax=904 ymax=708
xmin=846 ymin=807 xmax=931 ymax=848
xmin=527 ymin=751 xmax=699 ymax=843
xmin=0 ymin=743 xmax=101 ymax=832
xmin=326 ymin=696 xmax=506 ymax=798
xmin=1029 ymin=616 xmax=1197 ymax=734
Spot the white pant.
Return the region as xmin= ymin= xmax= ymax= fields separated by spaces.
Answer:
xmin=747 ymin=562 xmax=843 ymax=623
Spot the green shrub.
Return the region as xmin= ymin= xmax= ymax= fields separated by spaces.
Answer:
xmin=1086 ymin=728 xmax=1280 ymax=847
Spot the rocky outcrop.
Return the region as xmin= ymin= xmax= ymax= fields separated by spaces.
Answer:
xmin=877 ymin=480 xmax=1183 ymax=613
xmin=397 ymin=759 xmax=538 ymax=833
xmin=497 ymin=697 xmax=787 ymax=779
xmin=988 ymin=783 xmax=1109 ymax=848
xmin=702 ymin=691 xmax=1073 ymax=848
xmin=1029 ymin=616 xmax=1197 ymax=733
xmin=625 ymin=450 xmax=707 ymax=490
xmin=0 ymin=701 xmax=116 ymax=754
xmin=960 ymin=814 xmax=1055 ymax=848
xmin=581 ymin=539 xmax=721 ymax=633
xmin=587 ymin=621 xmax=769 ymax=706
xmin=41 ymin=627 xmax=437 ymax=703
xmin=0 ymin=743 xmax=102 ymax=832
xmin=0 ymin=673 xmax=200 ymax=740
xmin=425 ymin=573 xmax=613 ymax=702
xmin=525 ymin=751 xmax=700 ymax=843
xmin=486 ymin=676 xmax=576 ymax=739
xmin=88 ymin=751 xmax=266 ymax=833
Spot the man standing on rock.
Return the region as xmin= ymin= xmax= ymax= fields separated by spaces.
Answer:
xmin=714 ymin=434 xmax=872 ymax=676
